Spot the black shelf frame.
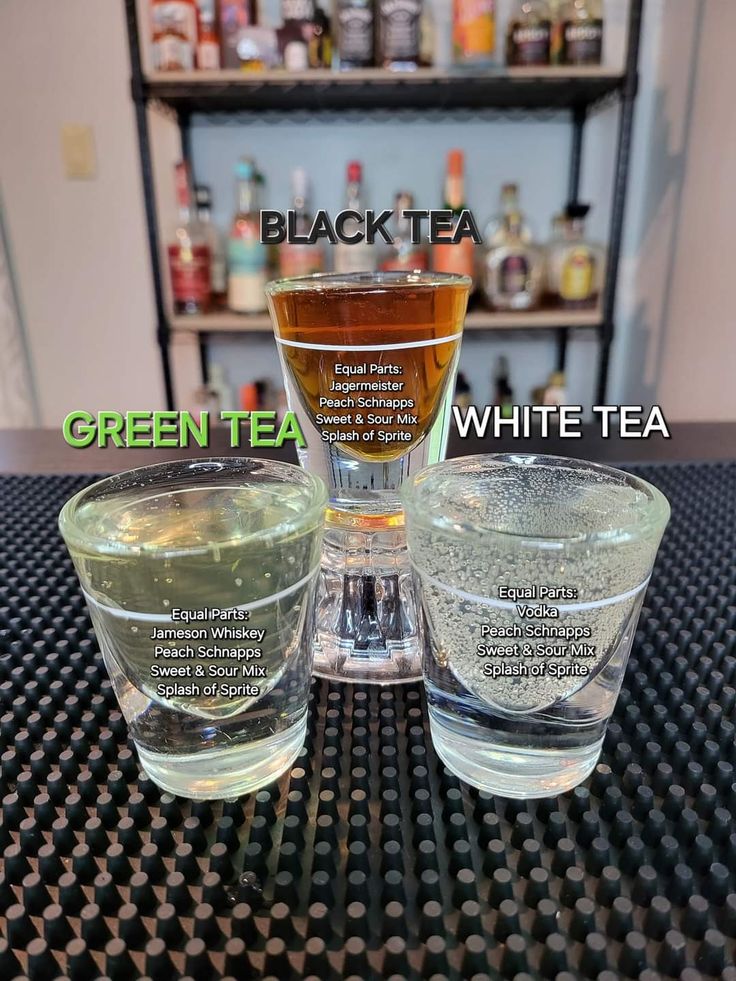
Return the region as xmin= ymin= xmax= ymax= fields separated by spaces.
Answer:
xmin=125 ymin=0 xmax=643 ymax=410
xmin=141 ymin=69 xmax=625 ymax=113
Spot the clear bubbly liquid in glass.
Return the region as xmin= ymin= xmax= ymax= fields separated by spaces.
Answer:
xmin=60 ymin=460 xmax=324 ymax=799
xmin=405 ymin=455 xmax=669 ymax=797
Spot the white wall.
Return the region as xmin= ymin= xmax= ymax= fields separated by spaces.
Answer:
xmin=0 ymin=0 xmax=165 ymax=427
xmin=649 ymin=0 xmax=736 ymax=421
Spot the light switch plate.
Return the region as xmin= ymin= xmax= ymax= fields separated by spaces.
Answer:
xmin=61 ymin=124 xmax=97 ymax=180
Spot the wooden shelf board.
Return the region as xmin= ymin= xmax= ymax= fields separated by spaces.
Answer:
xmin=170 ymin=307 xmax=602 ymax=335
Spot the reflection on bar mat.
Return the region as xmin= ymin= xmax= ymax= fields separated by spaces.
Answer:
xmin=0 ymin=465 xmax=734 ymax=979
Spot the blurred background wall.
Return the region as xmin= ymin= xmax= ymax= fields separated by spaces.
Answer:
xmin=0 ymin=0 xmax=733 ymax=427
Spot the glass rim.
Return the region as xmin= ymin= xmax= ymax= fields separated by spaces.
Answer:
xmin=58 ymin=457 xmax=327 ymax=559
xmin=401 ymin=452 xmax=671 ymax=549
xmin=264 ymin=270 xmax=473 ymax=296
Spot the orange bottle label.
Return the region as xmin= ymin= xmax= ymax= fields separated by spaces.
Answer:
xmin=432 ymin=237 xmax=476 ymax=280
xmin=453 ymin=0 xmax=495 ymax=58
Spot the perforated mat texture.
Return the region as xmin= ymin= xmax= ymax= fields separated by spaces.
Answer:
xmin=0 ymin=464 xmax=735 ymax=980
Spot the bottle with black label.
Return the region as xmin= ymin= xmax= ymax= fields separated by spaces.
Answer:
xmin=506 ymin=0 xmax=552 ymax=67
xmin=337 ymin=0 xmax=374 ymax=69
xmin=378 ymin=0 xmax=423 ymax=71
xmin=560 ymin=0 xmax=603 ymax=65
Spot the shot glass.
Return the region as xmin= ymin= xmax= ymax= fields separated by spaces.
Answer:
xmin=403 ymin=453 xmax=670 ymax=798
xmin=266 ymin=271 xmax=470 ymax=684
xmin=59 ymin=458 xmax=326 ymax=799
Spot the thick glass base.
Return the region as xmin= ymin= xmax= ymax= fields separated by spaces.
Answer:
xmin=313 ymin=523 xmax=422 ymax=684
xmin=135 ymin=717 xmax=307 ymax=800
xmin=429 ymin=704 xmax=603 ymax=798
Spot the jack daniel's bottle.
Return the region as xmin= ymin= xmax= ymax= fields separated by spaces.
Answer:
xmin=378 ymin=0 xmax=423 ymax=71
xmin=337 ymin=0 xmax=374 ymax=69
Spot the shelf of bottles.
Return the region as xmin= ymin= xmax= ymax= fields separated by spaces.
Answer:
xmin=143 ymin=66 xmax=623 ymax=113
xmin=170 ymin=305 xmax=603 ymax=334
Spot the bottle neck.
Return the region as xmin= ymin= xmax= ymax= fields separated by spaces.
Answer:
xmin=346 ymin=179 xmax=363 ymax=210
xmin=444 ymin=175 xmax=465 ymax=214
xmin=237 ymin=180 xmax=258 ymax=215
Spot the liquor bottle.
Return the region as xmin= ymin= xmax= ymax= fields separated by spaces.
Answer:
xmin=151 ymin=0 xmax=199 ymax=71
xmin=196 ymin=0 xmax=222 ymax=68
xmin=560 ymin=0 xmax=603 ymax=65
xmin=542 ymin=370 xmax=568 ymax=407
xmin=195 ymin=185 xmax=227 ymax=307
xmin=454 ymin=371 xmax=472 ymax=409
xmin=420 ymin=1 xmax=435 ymax=66
xmin=453 ymin=0 xmax=496 ymax=67
xmin=431 ymin=149 xmax=476 ymax=285
xmin=167 ymin=162 xmax=211 ymax=315
xmin=279 ymin=168 xmax=325 ymax=277
xmin=483 ymin=183 xmax=532 ymax=248
xmin=334 ymin=161 xmax=378 ymax=275
xmin=208 ymin=363 xmax=236 ymax=413
xmin=227 ymin=158 xmax=268 ymax=314
xmin=378 ymin=0 xmax=423 ymax=71
xmin=336 ymin=0 xmax=374 ymax=69
xmin=552 ymin=203 xmax=605 ymax=308
xmin=220 ymin=0 xmax=259 ymax=68
xmin=380 ymin=192 xmax=429 ymax=272
xmin=493 ymin=355 xmax=514 ymax=417
xmin=482 ymin=211 xmax=543 ymax=310
xmin=308 ymin=5 xmax=333 ymax=68
xmin=544 ymin=212 xmax=566 ymax=298
xmin=506 ymin=0 xmax=552 ymax=66
xmin=548 ymin=0 xmax=563 ymax=64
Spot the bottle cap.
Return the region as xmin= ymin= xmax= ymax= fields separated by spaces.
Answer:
xmin=394 ymin=191 xmax=413 ymax=211
xmin=194 ymin=185 xmax=211 ymax=208
xmin=347 ymin=161 xmax=362 ymax=183
xmin=566 ymin=203 xmax=591 ymax=220
xmin=235 ymin=158 xmax=256 ymax=181
xmin=447 ymin=150 xmax=464 ymax=176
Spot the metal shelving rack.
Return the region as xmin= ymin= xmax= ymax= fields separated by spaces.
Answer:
xmin=125 ymin=0 xmax=643 ymax=410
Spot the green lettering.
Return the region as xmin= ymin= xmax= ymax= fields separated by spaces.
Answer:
xmin=153 ymin=411 xmax=180 ymax=447
xmin=63 ymin=410 xmax=96 ymax=448
xmin=221 ymin=410 xmax=249 ymax=447
xmin=276 ymin=412 xmax=306 ymax=448
xmin=250 ymin=411 xmax=277 ymax=447
xmin=97 ymin=411 xmax=124 ymax=448
xmin=127 ymin=411 xmax=152 ymax=448
xmin=181 ymin=411 xmax=209 ymax=447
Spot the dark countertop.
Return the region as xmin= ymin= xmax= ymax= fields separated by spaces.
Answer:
xmin=1 ymin=422 xmax=735 ymax=474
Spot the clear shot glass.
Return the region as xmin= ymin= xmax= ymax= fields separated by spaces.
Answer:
xmin=59 ymin=458 xmax=326 ymax=799
xmin=403 ymin=453 xmax=670 ymax=798
xmin=266 ymin=271 xmax=470 ymax=685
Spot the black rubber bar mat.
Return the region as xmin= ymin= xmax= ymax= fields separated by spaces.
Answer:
xmin=1 ymin=463 xmax=735 ymax=980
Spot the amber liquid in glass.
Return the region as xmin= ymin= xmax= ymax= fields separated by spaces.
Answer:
xmin=270 ymin=281 xmax=466 ymax=465
xmin=268 ymin=274 xmax=469 ymax=683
